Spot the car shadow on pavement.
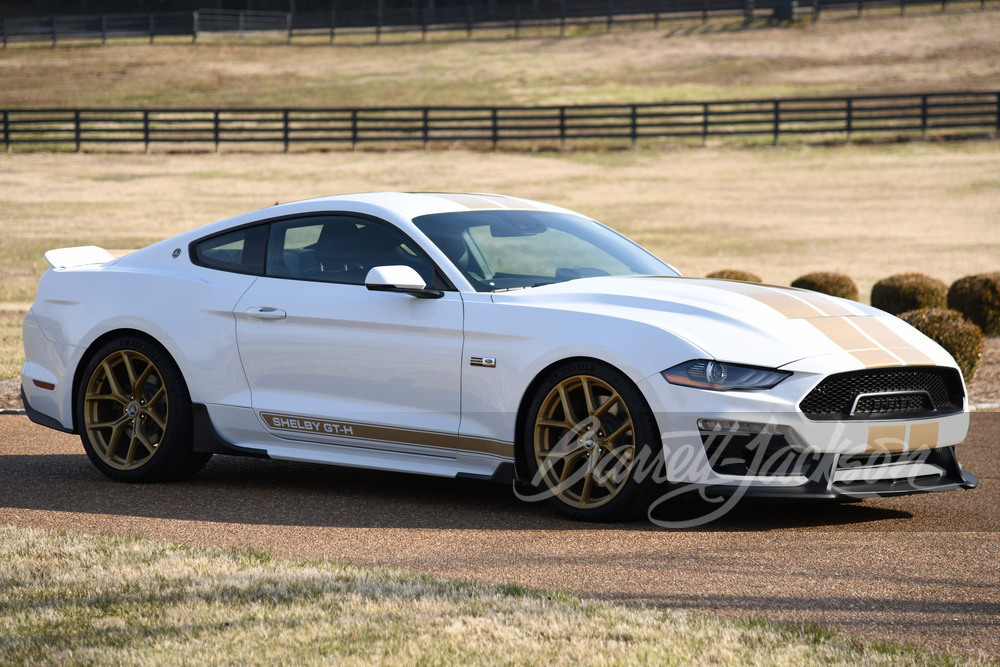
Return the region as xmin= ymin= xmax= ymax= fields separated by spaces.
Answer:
xmin=1 ymin=450 xmax=917 ymax=532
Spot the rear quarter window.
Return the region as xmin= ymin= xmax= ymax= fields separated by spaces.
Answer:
xmin=191 ymin=226 xmax=267 ymax=275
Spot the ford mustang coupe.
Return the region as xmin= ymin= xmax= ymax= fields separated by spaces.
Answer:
xmin=21 ymin=193 xmax=977 ymax=521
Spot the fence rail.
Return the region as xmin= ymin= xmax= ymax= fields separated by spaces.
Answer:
xmin=1 ymin=0 xmax=995 ymax=47
xmin=2 ymin=92 xmax=997 ymax=152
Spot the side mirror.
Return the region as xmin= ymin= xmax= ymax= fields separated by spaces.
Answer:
xmin=365 ymin=265 xmax=443 ymax=299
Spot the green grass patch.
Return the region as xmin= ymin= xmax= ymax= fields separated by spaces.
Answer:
xmin=0 ymin=525 xmax=984 ymax=665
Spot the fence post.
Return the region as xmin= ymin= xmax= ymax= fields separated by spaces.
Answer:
xmin=421 ymin=7 xmax=428 ymax=41
xmin=74 ymin=110 xmax=81 ymax=152
xmin=607 ymin=0 xmax=613 ymax=32
xmin=287 ymin=11 xmax=293 ymax=44
xmin=213 ymin=110 xmax=220 ymax=153
xmin=491 ymin=108 xmax=499 ymax=150
xmin=351 ymin=109 xmax=358 ymax=150
xmin=772 ymin=100 xmax=780 ymax=146
xmin=702 ymin=103 xmax=709 ymax=146
xmin=559 ymin=106 xmax=566 ymax=148
xmin=143 ymin=110 xmax=150 ymax=153
xmin=920 ymin=94 xmax=928 ymax=138
xmin=2 ymin=111 xmax=9 ymax=152
xmin=376 ymin=7 xmax=383 ymax=44
xmin=193 ymin=10 xmax=198 ymax=43
xmin=101 ymin=14 xmax=107 ymax=45
xmin=283 ymin=109 xmax=290 ymax=152
xmin=51 ymin=15 xmax=57 ymax=47
xmin=744 ymin=0 xmax=754 ymax=24
xmin=149 ymin=13 xmax=156 ymax=44
xmin=901 ymin=0 xmax=906 ymax=15
xmin=330 ymin=10 xmax=336 ymax=42
xmin=514 ymin=4 xmax=521 ymax=38
xmin=845 ymin=98 xmax=853 ymax=143
xmin=466 ymin=6 xmax=474 ymax=39
xmin=630 ymin=104 xmax=638 ymax=148
xmin=422 ymin=108 xmax=429 ymax=148
xmin=703 ymin=0 xmax=709 ymax=24
xmin=653 ymin=0 xmax=660 ymax=28
xmin=1 ymin=18 xmax=6 ymax=50
xmin=560 ymin=1 xmax=566 ymax=36
xmin=238 ymin=11 xmax=245 ymax=38
xmin=813 ymin=0 xmax=820 ymax=21
xmin=857 ymin=0 xmax=863 ymax=18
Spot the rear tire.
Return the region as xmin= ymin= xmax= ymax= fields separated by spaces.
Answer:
xmin=522 ymin=359 xmax=662 ymax=522
xmin=76 ymin=335 xmax=210 ymax=482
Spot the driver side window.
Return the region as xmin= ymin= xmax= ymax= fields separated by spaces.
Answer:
xmin=265 ymin=215 xmax=434 ymax=286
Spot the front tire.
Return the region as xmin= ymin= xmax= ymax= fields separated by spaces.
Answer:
xmin=522 ymin=360 xmax=661 ymax=522
xmin=76 ymin=335 xmax=210 ymax=482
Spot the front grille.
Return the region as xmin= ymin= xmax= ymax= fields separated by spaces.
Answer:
xmin=799 ymin=366 xmax=964 ymax=421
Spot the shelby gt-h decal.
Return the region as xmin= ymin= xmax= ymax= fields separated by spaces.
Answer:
xmin=20 ymin=192 xmax=977 ymax=523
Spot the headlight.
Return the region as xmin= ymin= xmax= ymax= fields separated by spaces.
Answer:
xmin=662 ymin=360 xmax=791 ymax=391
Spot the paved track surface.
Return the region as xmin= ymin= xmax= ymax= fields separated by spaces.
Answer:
xmin=2 ymin=413 xmax=997 ymax=659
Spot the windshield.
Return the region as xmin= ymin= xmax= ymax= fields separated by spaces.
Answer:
xmin=413 ymin=210 xmax=676 ymax=292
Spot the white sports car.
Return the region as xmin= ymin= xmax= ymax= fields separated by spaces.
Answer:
xmin=21 ymin=193 xmax=977 ymax=521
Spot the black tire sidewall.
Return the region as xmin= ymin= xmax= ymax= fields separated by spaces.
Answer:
xmin=521 ymin=359 xmax=662 ymax=522
xmin=76 ymin=335 xmax=199 ymax=483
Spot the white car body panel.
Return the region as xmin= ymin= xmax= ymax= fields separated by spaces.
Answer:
xmin=20 ymin=192 xmax=977 ymax=499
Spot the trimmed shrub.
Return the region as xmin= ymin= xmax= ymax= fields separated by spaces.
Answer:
xmin=791 ymin=271 xmax=859 ymax=301
xmin=870 ymin=273 xmax=947 ymax=315
xmin=947 ymin=272 xmax=1000 ymax=335
xmin=706 ymin=270 xmax=762 ymax=283
xmin=898 ymin=308 xmax=984 ymax=381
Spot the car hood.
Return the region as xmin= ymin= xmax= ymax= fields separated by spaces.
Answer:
xmin=490 ymin=276 xmax=946 ymax=370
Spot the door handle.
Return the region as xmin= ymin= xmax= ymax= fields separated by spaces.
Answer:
xmin=245 ymin=306 xmax=287 ymax=320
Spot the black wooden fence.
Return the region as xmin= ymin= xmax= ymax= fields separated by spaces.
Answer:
xmin=1 ymin=0 xmax=995 ymax=47
xmin=2 ymin=92 xmax=997 ymax=152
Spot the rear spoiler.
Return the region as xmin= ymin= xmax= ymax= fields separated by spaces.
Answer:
xmin=44 ymin=246 xmax=116 ymax=269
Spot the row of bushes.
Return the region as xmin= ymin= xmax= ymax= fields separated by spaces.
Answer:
xmin=705 ymin=269 xmax=998 ymax=381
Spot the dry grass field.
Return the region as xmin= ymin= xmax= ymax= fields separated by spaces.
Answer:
xmin=1 ymin=10 xmax=998 ymax=108
xmin=2 ymin=141 xmax=998 ymax=380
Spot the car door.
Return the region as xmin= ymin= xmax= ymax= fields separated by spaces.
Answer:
xmin=234 ymin=213 xmax=465 ymax=457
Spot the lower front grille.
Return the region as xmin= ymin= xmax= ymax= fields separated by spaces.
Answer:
xmin=799 ymin=366 xmax=964 ymax=421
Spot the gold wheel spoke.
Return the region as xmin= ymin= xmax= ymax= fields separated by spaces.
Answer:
xmin=145 ymin=384 xmax=166 ymax=409
xmin=580 ymin=377 xmax=597 ymax=416
xmin=605 ymin=421 xmax=632 ymax=446
xmin=144 ymin=407 xmax=167 ymax=431
xmin=90 ymin=415 xmax=130 ymax=431
xmin=593 ymin=391 xmax=622 ymax=420
xmin=103 ymin=420 xmax=130 ymax=462
xmin=602 ymin=443 xmax=632 ymax=469
xmin=100 ymin=360 xmax=129 ymax=402
xmin=537 ymin=417 xmax=573 ymax=430
xmin=85 ymin=392 xmax=128 ymax=407
xmin=577 ymin=470 xmax=595 ymax=507
xmin=556 ymin=384 xmax=579 ymax=427
xmin=558 ymin=451 xmax=586 ymax=486
xmin=135 ymin=365 xmax=156 ymax=398
xmin=121 ymin=352 xmax=139 ymax=388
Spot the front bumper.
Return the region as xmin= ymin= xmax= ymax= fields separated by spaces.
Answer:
xmin=637 ymin=367 xmax=975 ymax=499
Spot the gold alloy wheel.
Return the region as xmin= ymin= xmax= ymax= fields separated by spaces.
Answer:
xmin=533 ymin=375 xmax=636 ymax=509
xmin=82 ymin=349 xmax=169 ymax=471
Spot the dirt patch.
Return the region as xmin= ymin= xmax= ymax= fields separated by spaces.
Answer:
xmin=0 ymin=378 xmax=20 ymax=410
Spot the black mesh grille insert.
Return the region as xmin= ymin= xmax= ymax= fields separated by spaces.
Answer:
xmin=799 ymin=366 xmax=964 ymax=421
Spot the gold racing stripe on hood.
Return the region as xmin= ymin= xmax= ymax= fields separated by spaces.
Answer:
xmin=703 ymin=280 xmax=933 ymax=368
xmin=710 ymin=280 xmax=826 ymax=318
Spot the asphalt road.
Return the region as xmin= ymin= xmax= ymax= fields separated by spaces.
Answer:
xmin=1 ymin=413 xmax=997 ymax=659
